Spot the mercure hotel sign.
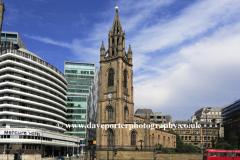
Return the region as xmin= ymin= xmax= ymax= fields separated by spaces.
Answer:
xmin=3 ymin=130 xmax=40 ymax=136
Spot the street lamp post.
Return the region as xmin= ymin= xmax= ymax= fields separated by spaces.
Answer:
xmin=41 ymin=128 xmax=43 ymax=160
xmin=138 ymin=140 xmax=144 ymax=150
xmin=204 ymin=108 xmax=211 ymax=149
xmin=107 ymin=100 xmax=110 ymax=160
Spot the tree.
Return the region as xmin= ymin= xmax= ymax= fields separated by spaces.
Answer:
xmin=211 ymin=139 xmax=216 ymax=148
xmin=169 ymin=129 xmax=197 ymax=153
xmin=156 ymin=143 xmax=163 ymax=150
xmin=215 ymin=141 xmax=232 ymax=149
xmin=227 ymin=134 xmax=239 ymax=149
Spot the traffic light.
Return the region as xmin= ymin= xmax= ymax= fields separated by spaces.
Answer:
xmin=14 ymin=151 xmax=20 ymax=160
xmin=114 ymin=149 xmax=117 ymax=156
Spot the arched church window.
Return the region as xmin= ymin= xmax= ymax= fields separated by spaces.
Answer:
xmin=163 ymin=136 xmax=165 ymax=146
xmin=152 ymin=134 xmax=154 ymax=146
xmin=112 ymin=49 xmax=115 ymax=56
xmin=108 ymin=129 xmax=114 ymax=146
xmin=106 ymin=106 xmax=113 ymax=120
xmin=124 ymin=106 xmax=129 ymax=120
xmin=124 ymin=70 xmax=127 ymax=88
xmin=108 ymin=69 xmax=114 ymax=86
xmin=131 ymin=131 xmax=137 ymax=146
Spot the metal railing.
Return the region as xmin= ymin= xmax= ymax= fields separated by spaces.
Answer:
xmin=96 ymin=145 xmax=156 ymax=151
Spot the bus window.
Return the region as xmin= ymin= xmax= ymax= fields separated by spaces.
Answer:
xmin=208 ymin=152 xmax=216 ymax=157
xmin=237 ymin=153 xmax=240 ymax=157
xmin=217 ymin=153 xmax=226 ymax=157
xmin=227 ymin=153 xmax=236 ymax=157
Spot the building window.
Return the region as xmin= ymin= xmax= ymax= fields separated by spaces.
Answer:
xmin=108 ymin=69 xmax=114 ymax=86
xmin=108 ymin=129 xmax=114 ymax=146
xmin=152 ymin=134 xmax=154 ymax=145
xmin=124 ymin=106 xmax=129 ymax=120
xmin=185 ymin=136 xmax=187 ymax=140
xmin=124 ymin=70 xmax=127 ymax=88
xmin=131 ymin=131 xmax=137 ymax=146
xmin=163 ymin=136 xmax=165 ymax=146
xmin=106 ymin=106 xmax=113 ymax=120
xmin=189 ymin=136 xmax=191 ymax=140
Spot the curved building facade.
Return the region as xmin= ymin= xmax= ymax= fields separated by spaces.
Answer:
xmin=0 ymin=42 xmax=79 ymax=157
xmin=0 ymin=47 xmax=67 ymax=132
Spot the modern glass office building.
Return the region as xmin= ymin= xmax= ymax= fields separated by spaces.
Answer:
xmin=64 ymin=62 xmax=98 ymax=150
xmin=222 ymin=99 xmax=240 ymax=143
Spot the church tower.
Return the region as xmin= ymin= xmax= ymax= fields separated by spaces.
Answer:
xmin=97 ymin=6 xmax=134 ymax=147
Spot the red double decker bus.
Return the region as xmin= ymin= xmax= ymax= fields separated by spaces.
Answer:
xmin=203 ymin=149 xmax=240 ymax=160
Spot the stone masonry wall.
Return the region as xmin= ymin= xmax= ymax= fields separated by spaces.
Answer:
xmin=96 ymin=150 xmax=203 ymax=160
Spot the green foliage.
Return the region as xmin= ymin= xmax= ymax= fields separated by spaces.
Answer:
xmin=176 ymin=133 xmax=184 ymax=149
xmin=228 ymin=133 xmax=239 ymax=149
xmin=211 ymin=139 xmax=216 ymax=148
xmin=214 ymin=134 xmax=239 ymax=150
xmin=167 ymin=129 xmax=199 ymax=153
xmin=156 ymin=143 xmax=163 ymax=150
xmin=175 ymin=142 xmax=197 ymax=153
xmin=215 ymin=141 xmax=232 ymax=149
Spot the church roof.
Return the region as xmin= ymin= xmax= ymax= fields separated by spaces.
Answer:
xmin=135 ymin=109 xmax=154 ymax=115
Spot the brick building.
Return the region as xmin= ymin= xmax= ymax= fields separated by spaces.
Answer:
xmin=174 ymin=120 xmax=219 ymax=148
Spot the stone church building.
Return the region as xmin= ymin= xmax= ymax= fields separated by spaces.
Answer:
xmin=96 ymin=7 xmax=176 ymax=158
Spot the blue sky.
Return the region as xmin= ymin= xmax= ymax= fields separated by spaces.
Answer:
xmin=2 ymin=0 xmax=240 ymax=121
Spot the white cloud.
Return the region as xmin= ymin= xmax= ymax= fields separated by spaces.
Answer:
xmin=24 ymin=0 xmax=240 ymax=120
xmin=24 ymin=34 xmax=72 ymax=49
xmin=134 ymin=22 xmax=240 ymax=120
xmin=129 ymin=0 xmax=240 ymax=56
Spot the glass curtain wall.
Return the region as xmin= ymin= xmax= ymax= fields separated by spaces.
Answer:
xmin=64 ymin=62 xmax=98 ymax=152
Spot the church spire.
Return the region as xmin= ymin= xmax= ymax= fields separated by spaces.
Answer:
xmin=112 ymin=6 xmax=122 ymax=34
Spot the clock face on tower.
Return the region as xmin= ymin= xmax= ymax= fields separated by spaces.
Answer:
xmin=108 ymin=93 xmax=112 ymax=99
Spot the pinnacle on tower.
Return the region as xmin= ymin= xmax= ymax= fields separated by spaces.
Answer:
xmin=128 ymin=45 xmax=132 ymax=54
xmin=100 ymin=41 xmax=105 ymax=50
